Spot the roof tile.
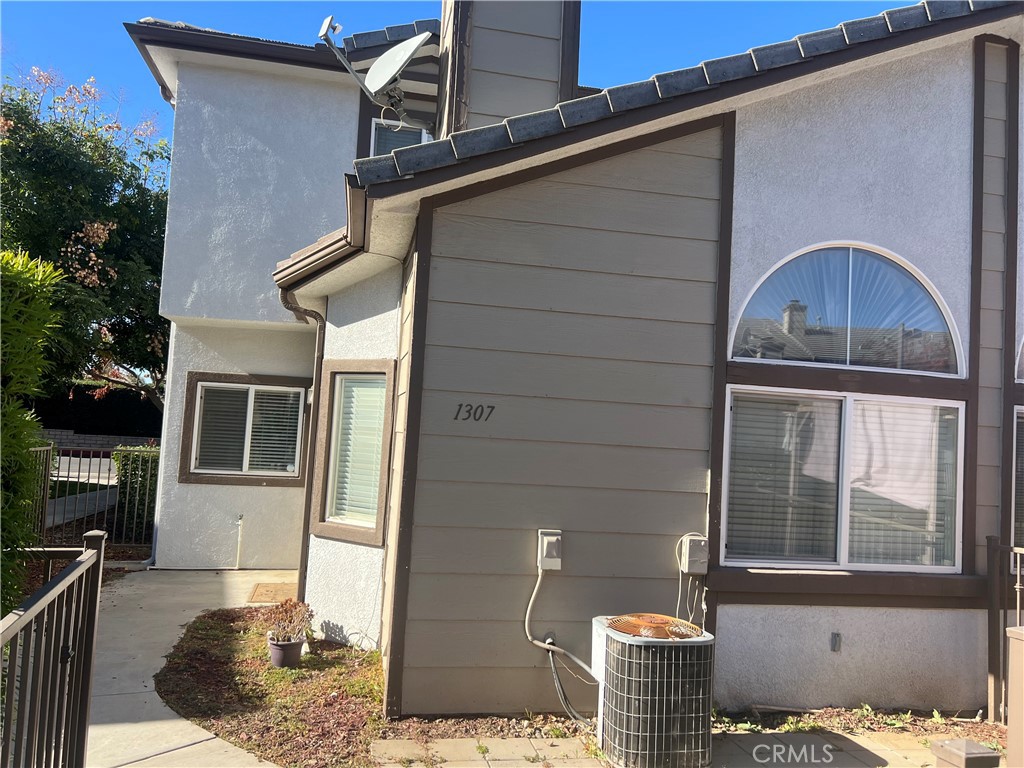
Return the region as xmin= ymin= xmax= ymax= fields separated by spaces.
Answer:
xmin=703 ymin=52 xmax=758 ymax=83
xmin=652 ymin=66 xmax=709 ymax=98
xmin=450 ymin=123 xmax=515 ymax=159
xmin=968 ymin=0 xmax=1015 ymax=9
xmin=924 ymin=1 xmax=972 ymax=20
xmin=505 ymin=109 xmax=566 ymax=143
xmin=354 ymin=155 xmax=402 ymax=186
xmin=750 ymin=40 xmax=804 ymax=71
xmin=841 ymin=16 xmax=892 ymax=43
xmin=606 ymin=80 xmax=661 ymax=112
xmin=883 ymin=5 xmax=932 ymax=31
xmin=385 ymin=23 xmax=417 ymax=41
xmin=795 ymin=27 xmax=849 ymax=57
xmin=414 ymin=19 xmax=442 ymax=36
xmin=393 ymin=141 xmax=459 ymax=176
xmin=557 ymin=92 xmax=613 ymax=127
xmin=350 ymin=29 xmax=390 ymax=49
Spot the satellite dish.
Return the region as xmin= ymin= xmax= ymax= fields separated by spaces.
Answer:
xmin=365 ymin=31 xmax=431 ymax=98
xmin=318 ymin=17 xmax=433 ymax=131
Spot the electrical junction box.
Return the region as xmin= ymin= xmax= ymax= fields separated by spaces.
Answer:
xmin=537 ymin=529 xmax=562 ymax=570
xmin=680 ymin=533 xmax=709 ymax=575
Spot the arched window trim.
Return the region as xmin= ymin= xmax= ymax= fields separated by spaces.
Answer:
xmin=730 ymin=241 xmax=965 ymax=379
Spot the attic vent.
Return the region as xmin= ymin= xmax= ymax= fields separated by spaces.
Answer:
xmin=606 ymin=613 xmax=701 ymax=640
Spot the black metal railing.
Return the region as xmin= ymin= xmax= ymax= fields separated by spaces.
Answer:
xmin=2 ymin=532 xmax=106 ymax=768
xmin=39 ymin=448 xmax=158 ymax=549
xmin=28 ymin=445 xmax=53 ymax=540
xmin=986 ymin=536 xmax=1023 ymax=725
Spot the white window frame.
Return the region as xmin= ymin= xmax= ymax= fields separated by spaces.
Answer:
xmin=190 ymin=381 xmax=304 ymax=478
xmin=721 ymin=383 xmax=965 ymax=574
xmin=323 ymin=373 xmax=387 ymax=528
xmin=729 ymin=241 xmax=966 ymax=380
xmin=370 ymin=118 xmax=430 ymax=156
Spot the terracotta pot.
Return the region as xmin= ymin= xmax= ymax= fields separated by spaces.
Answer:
xmin=268 ymin=637 xmax=304 ymax=668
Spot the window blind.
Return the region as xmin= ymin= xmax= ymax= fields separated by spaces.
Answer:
xmin=727 ymin=395 xmax=840 ymax=562
xmin=249 ymin=390 xmax=302 ymax=473
xmin=327 ymin=375 xmax=387 ymax=526
xmin=195 ymin=387 xmax=248 ymax=471
xmin=373 ymin=124 xmax=422 ymax=156
xmin=847 ymin=401 xmax=958 ymax=567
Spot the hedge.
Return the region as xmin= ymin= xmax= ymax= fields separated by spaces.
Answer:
xmin=1 ymin=252 xmax=63 ymax=615
xmin=32 ymin=383 xmax=162 ymax=437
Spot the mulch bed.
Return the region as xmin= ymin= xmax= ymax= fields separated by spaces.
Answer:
xmin=154 ymin=608 xmax=1008 ymax=768
xmin=717 ymin=706 xmax=1007 ymax=751
xmin=155 ymin=606 xmax=386 ymax=768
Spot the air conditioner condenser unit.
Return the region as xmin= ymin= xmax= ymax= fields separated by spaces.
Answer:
xmin=592 ymin=615 xmax=715 ymax=768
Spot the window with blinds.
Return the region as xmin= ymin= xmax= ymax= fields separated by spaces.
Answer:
xmin=193 ymin=384 xmax=303 ymax=476
xmin=371 ymin=120 xmax=426 ymax=156
xmin=326 ymin=374 xmax=387 ymax=527
xmin=725 ymin=388 xmax=962 ymax=572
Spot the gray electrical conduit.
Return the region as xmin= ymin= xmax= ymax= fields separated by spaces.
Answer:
xmin=279 ymin=289 xmax=326 ymax=602
xmin=523 ymin=566 xmax=596 ymax=679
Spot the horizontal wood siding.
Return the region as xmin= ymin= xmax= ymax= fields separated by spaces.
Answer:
xmin=403 ymin=128 xmax=723 ymax=714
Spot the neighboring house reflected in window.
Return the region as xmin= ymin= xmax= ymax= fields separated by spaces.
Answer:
xmin=733 ymin=246 xmax=958 ymax=374
xmin=724 ymin=244 xmax=964 ymax=574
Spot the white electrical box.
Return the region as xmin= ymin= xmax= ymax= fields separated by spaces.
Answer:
xmin=680 ymin=533 xmax=709 ymax=575
xmin=537 ymin=529 xmax=562 ymax=570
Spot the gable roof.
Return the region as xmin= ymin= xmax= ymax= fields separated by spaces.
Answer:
xmin=124 ymin=16 xmax=441 ymax=111
xmin=352 ymin=0 xmax=1020 ymax=188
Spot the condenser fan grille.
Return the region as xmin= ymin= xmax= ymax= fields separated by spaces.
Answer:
xmin=606 ymin=613 xmax=702 ymax=640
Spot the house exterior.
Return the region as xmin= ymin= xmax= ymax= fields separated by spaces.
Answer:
xmin=129 ymin=1 xmax=1023 ymax=717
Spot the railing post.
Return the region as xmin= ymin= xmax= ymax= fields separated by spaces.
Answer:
xmin=70 ymin=530 xmax=106 ymax=767
xmin=986 ymin=536 xmax=1003 ymax=723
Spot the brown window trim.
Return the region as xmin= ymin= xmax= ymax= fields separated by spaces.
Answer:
xmin=708 ymin=566 xmax=986 ymax=609
xmin=726 ymin=361 xmax=970 ymax=400
xmin=308 ymin=359 xmax=396 ymax=547
xmin=178 ymin=371 xmax=312 ymax=487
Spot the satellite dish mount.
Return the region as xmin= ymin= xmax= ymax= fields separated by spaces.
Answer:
xmin=319 ymin=16 xmax=433 ymax=132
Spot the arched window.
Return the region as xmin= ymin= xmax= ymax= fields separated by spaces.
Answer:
xmin=733 ymin=246 xmax=959 ymax=375
xmin=722 ymin=245 xmax=965 ymax=574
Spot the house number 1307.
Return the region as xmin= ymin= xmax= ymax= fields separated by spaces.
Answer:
xmin=453 ymin=404 xmax=495 ymax=422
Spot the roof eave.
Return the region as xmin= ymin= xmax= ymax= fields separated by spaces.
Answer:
xmin=273 ymin=178 xmax=368 ymax=290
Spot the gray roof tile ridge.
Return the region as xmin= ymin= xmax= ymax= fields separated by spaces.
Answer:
xmin=134 ymin=16 xmax=441 ymax=54
xmin=352 ymin=0 xmax=1020 ymax=187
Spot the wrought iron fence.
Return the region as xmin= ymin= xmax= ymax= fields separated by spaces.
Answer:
xmin=1 ymin=531 xmax=107 ymax=767
xmin=986 ymin=536 xmax=1023 ymax=725
xmin=29 ymin=445 xmax=53 ymax=539
xmin=39 ymin=447 xmax=158 ymax=550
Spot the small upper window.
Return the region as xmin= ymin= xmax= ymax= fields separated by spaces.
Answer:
xmin=371 ymin=119 xmax=429 ymax=156
xmin=733 ymin=246 xmax=958 ymax=374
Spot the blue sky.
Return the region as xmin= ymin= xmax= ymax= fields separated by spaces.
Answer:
xmin=2 ymin=1 xmax=897 ymax=142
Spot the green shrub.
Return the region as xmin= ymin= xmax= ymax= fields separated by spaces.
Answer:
xmin=1 ymin=251 xmax=63 ymax=615
xmin=112 ymin=444 xmax=159 ymax=541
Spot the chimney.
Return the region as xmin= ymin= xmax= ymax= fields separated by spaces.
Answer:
xmin=436 ymin=0 xmax=581 ymax=136
xmin=782 ymin=299 xmax=808 ymax=335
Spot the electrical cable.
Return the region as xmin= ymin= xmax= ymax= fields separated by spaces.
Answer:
xmin=524 ymin=566 xmax=595 ymax=678
xmin=548 ymin=650 xmax=589 ymax=722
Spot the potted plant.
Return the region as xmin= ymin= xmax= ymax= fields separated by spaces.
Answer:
xmin=265 ymin=599 xmax=313 ymax=668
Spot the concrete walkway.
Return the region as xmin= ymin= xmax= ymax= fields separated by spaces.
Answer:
xmin=86 ymin=568 xmax=296 ymax=768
